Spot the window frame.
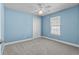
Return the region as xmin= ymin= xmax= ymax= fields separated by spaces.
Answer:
xmin=50 ymin=16 xmax=61 ymax=35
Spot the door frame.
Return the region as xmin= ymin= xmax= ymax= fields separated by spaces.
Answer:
xmin=33 ymin=15 xmax=41 ymax=39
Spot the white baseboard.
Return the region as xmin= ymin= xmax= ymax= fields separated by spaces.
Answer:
xmin=0 ymin=44 xmax=1 ymax=55
xmin=1 ymin=43 xmax=5 ymax=55
xmin=4 ymin=36 xmax=42 ymax=46
xmin=42 ymin=36 xmax=79 ymax=48
xmin=2 ymin=38 xmax=37 ymax=55
xmin=4 ymin=38 xmax=33 ymax=46
xmin=33 ymin=36 xmax=42 ymax=39
xmin=2 ymin=36 xmax=79 ymax=55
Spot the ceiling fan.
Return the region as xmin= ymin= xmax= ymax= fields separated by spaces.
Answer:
xmin=37 ymin=4 xmax=44 ymax=15
xmin=33 ymin=3 xmax=51 ymax=16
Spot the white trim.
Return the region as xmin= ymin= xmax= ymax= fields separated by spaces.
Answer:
xmin=4 ymin=38 xmax=33 ymax=46
xmin=2 ymin=38 xmax=37 ymax=55
xmin=2 ymin=36 xmax=79 ymax=55
xmin=1 ymin=43 xmax=5 ymax=55
xmin=33 ymin=15 xmax=41 ymax=38
xmin=2 ymin=36 xmax=41 ymax=54
xmin=42 ymin=36 xmax=79 ymax=48
xmin=4 ymin=36 xmax=42 ymax=46
xmin=32 ymin=36 xmax=42 ymax=39
xmin=4 ymin=36 xmax=79 ymax=48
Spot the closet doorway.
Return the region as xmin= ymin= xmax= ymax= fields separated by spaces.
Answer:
xmin=33 ymin=16 xmax=41 ymax=39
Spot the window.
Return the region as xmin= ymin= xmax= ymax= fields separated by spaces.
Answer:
xmin=50 ymin=16 xmax=60 ymax=35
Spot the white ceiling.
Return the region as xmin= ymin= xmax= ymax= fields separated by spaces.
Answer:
xmin=4 ymin=3 xmax=78 ymax=16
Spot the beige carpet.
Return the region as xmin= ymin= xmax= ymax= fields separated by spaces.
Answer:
xmin=3 ymin=38 xmax=79 ymax=55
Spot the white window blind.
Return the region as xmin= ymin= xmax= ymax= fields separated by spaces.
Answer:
xmin=50 ymin=16 xmax=60 ymax=35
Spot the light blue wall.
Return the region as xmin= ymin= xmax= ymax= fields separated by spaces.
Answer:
xmin=42 ymin=5 xmax=79 ymax=44
xmin=4 ymin=8 xmax=33 ymax=42
xmin=1 ymin=4 xmax=4 ymax=42
xmin=4 ymin=5 xmax=79 ymax=45
xmin=0 ymin=3 xmax=2 ymax=55
xmin=0 ymin=3 xmax=4 ymax=55
xmin=78 ymin=6 xmax=79 ymax=44
xmin=0 ymin=4 xmax=1 ymax=40
xmin=0 ymin=4 xmax=4 ymax=42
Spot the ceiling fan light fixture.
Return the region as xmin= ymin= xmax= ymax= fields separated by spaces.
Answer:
xmin=38 ymin=10 xmax=43 ymax=15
